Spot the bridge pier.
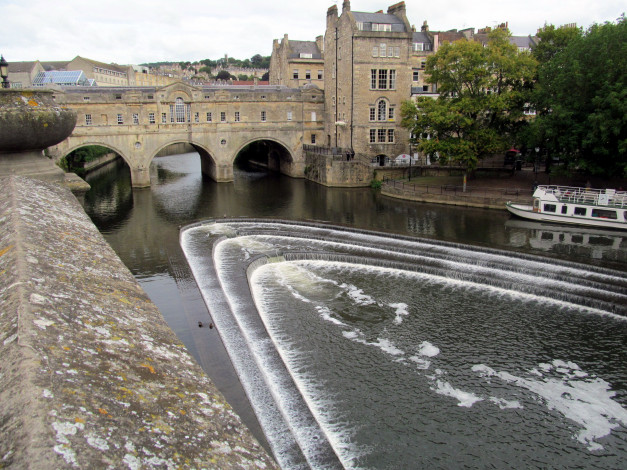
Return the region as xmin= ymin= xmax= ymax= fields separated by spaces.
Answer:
xmin=200 ymin=154 xmax=234 ymax=183
xmin=130 ymin=165 xmax=151 ymax=188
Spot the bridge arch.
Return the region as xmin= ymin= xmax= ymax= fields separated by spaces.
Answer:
xmin=59 ymin=140 xmax=133 ymax=173
xmin=234 ymin=136 xmax=300 ymax=177
xmin=149 ymin=140 xmax=219 ymax=183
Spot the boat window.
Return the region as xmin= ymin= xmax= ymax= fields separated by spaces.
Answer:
xmin=574 ymin=207 xmax=587 ymax=216
xmin=561 ymin=206 xmax=568 ymax=214
xmin=543 ymin=204 xmax=557 ymax=213
xmin=591 ymin=209 xmax=618 ymax=220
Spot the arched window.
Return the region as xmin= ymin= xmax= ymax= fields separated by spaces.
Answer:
xmin=175 ymin=97 xmax=186 ymax=123
xmin=377 ymin=99 xmax=387 ymax=121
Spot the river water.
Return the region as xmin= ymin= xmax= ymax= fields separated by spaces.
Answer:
xmin=84 ymin=152 xmax=627 ymax=469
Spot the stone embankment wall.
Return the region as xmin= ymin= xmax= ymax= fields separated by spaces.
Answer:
xmin=0 ymin=176 xmax=277 ymax=469
xmin=381 ymin=179 xmax=531 ymax=210
xmin=305 ymin=152 xmax=372 ymax=187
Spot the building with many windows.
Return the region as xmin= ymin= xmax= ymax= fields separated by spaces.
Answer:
xmin=323 ymin=1 xmax=413 ymax=162
xmin=269 ymin=35 xmax=325 ymax=89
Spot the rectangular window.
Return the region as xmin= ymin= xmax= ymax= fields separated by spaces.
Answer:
xmin=332 ymin=96 xmax=336 ymax=106
xmin=148 ymin=112 xmax=155 ymax=124
xmin=117 ymin=114 xmax=124 ymax=125
xmin=132 ymin=113 xmax=139 ymax=125
xmin=317 ymin=70 xmax=323 ymax=80
xmin=84 ymin=114 xmax=92 ymax=126
xmin=388 ymin=107 xmax=395 ymax=120
xmin=388 ymin=47 xmax=394 ymax=57
xmin=115 ymin=94 xmax=122 ymax=100
xmin=162 ymin=113 xmax=167 ymax=124
xmin=235 ymin=112 xmax=240 ymax=122
xmin=379 ymin=70 xmax=388 ymax=89
xmin=561 ymin=205 xmax=568 ymax=214
xmin=421 ymin=60 xmax=427 ymax=68
xmin=394 ymin=47 xmax=400 ymax=58
xmin=83 ymin=96 xmax=90 ymax=101
xmin=311 ymin=111 xmax=316 ymax=122
xmin=207 ymin=112 xmax=212 ymax=122
xmin=194 ymin=112 xmax=199 ymax=123
xmin=370 ymin=107 xmax=376 ymax=121
xmin=591 ymin=208 xmax=618 ymax=219
xmin=305 ymin=70 xmax=311 ymax=80
xmin=387 ymin=129 xmax=395 ymax=142
xmin=261 ymin=111 xmax=266 ymax=122
xmin=311 ymin=134 xmax=316 ymax=144
xmin=413 ymin=69 xmax=419 ymax=81
xmin=377 ymin=129 xmax=386 ymax=143
xmin=293 ymin=69 xmax=299 ymax=79
xmin=372 ymin=46 xmax=379 ymax=57
xmin=220 ymin=112 xmax=226 ymax=122
xmin=574 ymin=207 xmax=587 ymax=216
xmin=543 ymin=204 xmax=557 ymax=213
xmin=287 ymin=111 xmax=293 ymax=121
xmin=389 ymin=70 xmax=396 ymax=90
xmin=380 ymin=43 xmax=386 ymax=57
xmin=370 ymin=129 xmax=376 ymax=143
xmin=413 ymin=43 xmax=424 ymax=52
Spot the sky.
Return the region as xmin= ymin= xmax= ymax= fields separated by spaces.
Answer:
xmin=1 ymin=0 xmax=624 ymax=65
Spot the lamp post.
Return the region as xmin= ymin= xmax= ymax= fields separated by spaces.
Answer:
xmin=0 ymin=56 xmax=9 ymax=88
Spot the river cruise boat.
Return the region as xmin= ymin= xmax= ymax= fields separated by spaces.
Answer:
xmin=506 ymin=185 xmax=627 ymax=230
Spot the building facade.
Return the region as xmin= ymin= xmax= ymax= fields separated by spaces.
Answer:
xmin=324 ymin=1 xmax=414 ymax=161
xmin=269 ymin=35 xmax=325 ymax=89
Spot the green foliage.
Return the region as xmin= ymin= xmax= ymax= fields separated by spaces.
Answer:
xmin=370 ymin=179 xmax=382 ymax=189
xmin=216 ymin=70 xmax=234 ymax=81
xmin=527 ymin=16 xmax=627 ymax=176
xmin=60 ymin=145 xmax=113 ymax=175
xmin=402 ymin=30 xmax=537 ymax=170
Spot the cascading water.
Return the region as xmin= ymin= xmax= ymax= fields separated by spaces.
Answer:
xmin=181 ymin=219 xmax=627 ymax=469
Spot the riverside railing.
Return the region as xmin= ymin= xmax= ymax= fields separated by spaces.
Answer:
xmin=382 ymin=177 xmax=533 ymax=200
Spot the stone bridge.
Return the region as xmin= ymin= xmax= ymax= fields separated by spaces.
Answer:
xmin=49 ymin=82 xmax=325 ymax=187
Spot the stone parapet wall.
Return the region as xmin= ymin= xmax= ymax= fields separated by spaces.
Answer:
xmin=305 ymin=152 xmax=373 ymax=187
xmin=0 ymin=176 xmax=276 ymax=469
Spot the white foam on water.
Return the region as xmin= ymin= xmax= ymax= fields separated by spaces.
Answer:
xmin=408 ymin=355 xmax=431 ymax=370
xmin=472 ymin=361 xmax=627 ymax=451
xmin=433 ymin=379 xmax=483 ymax=407
xmin=340 ymin=283 xmax=376 ymax=306
xmin=418 ymin=341 xmax=440 ymax=358
xmin=390 ymin=302 xmax=409 ymax=324
xmin=489 ymin=397 xmax=523 ymax=409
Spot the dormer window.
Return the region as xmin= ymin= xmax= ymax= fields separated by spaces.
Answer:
xmin=299 ymin=53 xmax=313 ymax=59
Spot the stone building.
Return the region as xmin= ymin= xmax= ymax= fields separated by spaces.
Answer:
xmin=67 ymin=56 xmax=136 ymax=86
xmin=324 ymin=1 xmax=414 ymax=162
xmin=269 ymin=35 xmax=325 ymax=89
xmin=6 ymin=61 xmax=45 ymax=88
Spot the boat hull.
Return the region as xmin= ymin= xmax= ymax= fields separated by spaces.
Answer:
xmin=506 ymin=202 xmax=627 ymax=231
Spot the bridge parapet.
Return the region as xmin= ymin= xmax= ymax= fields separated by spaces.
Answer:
xmin=50 ymin=82 xmax=325 ymax=187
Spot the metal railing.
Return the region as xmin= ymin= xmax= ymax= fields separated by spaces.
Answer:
xmin=382 ymin=178 xmax=533 ymax=200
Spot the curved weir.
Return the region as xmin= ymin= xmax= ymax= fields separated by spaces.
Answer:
xmin=181 ymin=219 xmax=627 ymax=469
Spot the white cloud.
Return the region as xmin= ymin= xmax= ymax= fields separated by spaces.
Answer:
xmin=1 ymin=0 xmax=624 ymax=64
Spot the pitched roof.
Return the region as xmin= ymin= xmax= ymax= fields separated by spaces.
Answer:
xmin=353 ymin=11 xmax=407 ymax=32
xmin=32 ymin=70 xmax=91 ymax=86
xmin=288 ymin=40 xmax=323 ymax=60
xmin=7 ymin=61 xmax=40 ymax=73
xmin=412 ymin=32 xmax=431 ymax=44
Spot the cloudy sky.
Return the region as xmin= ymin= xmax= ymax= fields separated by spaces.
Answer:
xmin=1 ymin=0 xmax=624 ymax=65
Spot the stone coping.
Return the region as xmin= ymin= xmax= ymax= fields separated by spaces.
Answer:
xmin=0 ymin=176 xmax=276 ymax=469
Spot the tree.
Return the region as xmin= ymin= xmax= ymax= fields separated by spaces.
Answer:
xmin=215 ymin=70 xmax=234 ymax=81
xmin=526 ymin=17 xmax=626 ymax=176
xmin=401 ymin=29 xmax=537 ymax=171
xmin=251 ymin=54 xmax=263 ymax=67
